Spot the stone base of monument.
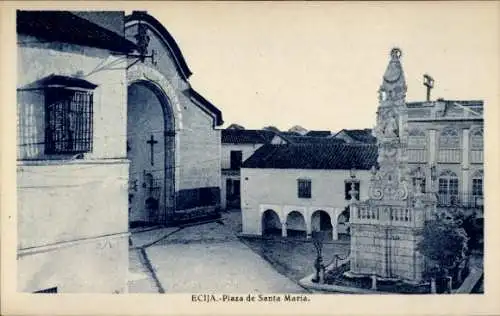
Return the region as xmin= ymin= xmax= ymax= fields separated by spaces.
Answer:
xmin=298 ymin=261 xmax=467 ymax=294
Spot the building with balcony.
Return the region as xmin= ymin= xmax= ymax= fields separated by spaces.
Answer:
xmin=405 ymin=99 xmax=483 ymax=217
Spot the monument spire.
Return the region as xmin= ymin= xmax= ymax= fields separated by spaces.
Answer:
xmin=349 ymin=48 xmax=437 ymax=283
xmin=371 ymin=47 xmax=410 ymax=201
xmin=378 ymin=47 xmax=407 ymax=106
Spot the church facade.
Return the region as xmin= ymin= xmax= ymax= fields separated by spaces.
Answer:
xmin=125 ymin=12 xmax=223 ymax=226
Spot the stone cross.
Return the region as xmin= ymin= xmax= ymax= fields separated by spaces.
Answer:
xmin=146 ymin=135 xmax=158 ymax=166
xmin=423 ymin=74 xmax=434 ymax=101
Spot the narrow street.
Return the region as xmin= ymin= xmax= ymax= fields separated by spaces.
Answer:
xmin=128 ymin=210 xmax=307 ymax=293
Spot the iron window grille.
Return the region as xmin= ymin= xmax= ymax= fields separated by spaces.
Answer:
xmin=18 ymin=74 xmax=97 ymax=156
xmin=298 ymin=179 xmax=312 ymax=199
xmin=45 ymin=88 xmax=94 ymax=154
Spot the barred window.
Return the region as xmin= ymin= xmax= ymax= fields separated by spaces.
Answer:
xmin=297 ymin=179 xmax=311 ymax=199
xmin=18 ymin=74 xmax=96 ymax=158
xmin=45 ymin=88 xmax=93 ymax=154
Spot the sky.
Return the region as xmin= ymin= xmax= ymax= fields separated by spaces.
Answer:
xmin=146 ymin=2 xmax=498 ymax=132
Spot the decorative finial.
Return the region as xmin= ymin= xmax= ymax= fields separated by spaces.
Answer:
xmin=390 ymin=47 xmax=402 ymax=60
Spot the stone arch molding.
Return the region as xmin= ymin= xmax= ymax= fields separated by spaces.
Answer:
xmin=127 ymin=63 xmax=184 ymax=131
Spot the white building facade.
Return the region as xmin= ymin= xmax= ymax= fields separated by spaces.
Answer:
xmin=220 ymin=129 xmax=276 ymax=209
xmin=240 ymin=143 xmax=377 ymax=240
xmin=17 ymin=11 xmax=134 ymax=293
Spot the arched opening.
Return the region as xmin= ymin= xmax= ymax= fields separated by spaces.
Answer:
xmin=311 ymin=210 xmax=332 ymax=240
xmin=127 ymin=81 xmax=175 ymax=228
xmin=261 ymin=209 xmax=281 ymax=237
xmin=337 ymin=207 xmax=351 ymax=240
xmin=286 ymin=211 xmax=307 ymax=238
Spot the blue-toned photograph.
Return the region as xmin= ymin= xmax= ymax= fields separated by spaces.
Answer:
xmin=15 ymin=6 xmax=487 ymax=296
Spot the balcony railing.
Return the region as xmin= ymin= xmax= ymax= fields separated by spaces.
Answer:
xmin=437 ymin=193 xmax=484 ymax=208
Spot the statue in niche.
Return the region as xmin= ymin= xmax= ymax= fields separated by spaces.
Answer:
xmin=383 ymin=114 xmax=399 ymax=138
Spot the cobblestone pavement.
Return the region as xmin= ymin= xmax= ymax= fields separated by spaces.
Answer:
xmin=129 ymin=210 xmax=307 ymax=293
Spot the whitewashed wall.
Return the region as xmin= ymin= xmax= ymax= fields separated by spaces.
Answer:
xmin=241 ymin=168 xmax=371 ymax=236
xmin=17 ymin=31 xmax=129 ymax=293
xmin=221 ymin=143 xmax=264 ymax=170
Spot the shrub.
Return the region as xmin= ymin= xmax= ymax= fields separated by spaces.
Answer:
xmin=417 ymin=211 xmax=469 ymax=280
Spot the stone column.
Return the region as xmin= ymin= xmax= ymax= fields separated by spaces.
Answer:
xmin=330 ymin=211 xmax=339 ymax=240
xmin=371 ymin=275 xmax=377 ymax=290
xmin=462 ymin=169 xmax=469 ymax=196
xmin=462 ymin=129 xmax=470 ymax=195
xmin=281 ymin=222 xmax=287 ymax=237
xmin=305 ymin=210 xmax=312 ymax=239
xmin=462 ymin=129 xmax=470 ymax=169
xmin=428 ymin=129 xmax=437 ymax=164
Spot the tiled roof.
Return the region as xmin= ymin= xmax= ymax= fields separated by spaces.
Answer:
xmin=305 ymin=130 xmax=331 ymax=137
xmin=285 ymin=136 xmax=345 ymax=145
xmin=335 ymin=129 xmax=377 ymax=144
xmin=222 ymin=129 xmax=276 ymax=144
xmin=407 ymin=100 xmax=484 ymax=107
xmin=242 ymin=143 xmax=378 ymax=170
xmin=280 ymin=131 xmax=301 ymax=137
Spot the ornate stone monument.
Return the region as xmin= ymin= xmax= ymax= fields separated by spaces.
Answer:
xmin=349 ymin=48 xmax=437 ymax=283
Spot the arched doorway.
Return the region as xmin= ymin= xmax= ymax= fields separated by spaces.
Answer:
xmin=337 ymin=207 xmax=350 ymax=240
xmin=286 ymin=211 xmax=307 ymax=238
xmin=261 ymin=209 xmax=281 ymax=237
xmin=127 ymin=81 xmax=175 ymax=227
xmin=311 ymin=210 xmax=333 ymax=240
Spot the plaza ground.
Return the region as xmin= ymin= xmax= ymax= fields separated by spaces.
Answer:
xmin=127 ymin=209 xmax=482 ymax=294
xmin=128 ymin=209 xmax=309 ymax=293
